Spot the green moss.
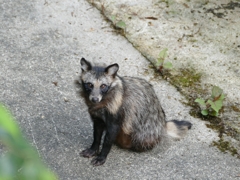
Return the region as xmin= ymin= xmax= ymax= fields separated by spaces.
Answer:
xmin=189 ymin=39 xmax=197 ymax=43
xmin=168 ymin=68 xmax=201 ymax=87
xmin=231 ymin=105 xmax=240 ymax=112
xmin=212 ymin=138 xmax=239 ymax=158
xmin=148 ymin=64 xmax=202 ymax=89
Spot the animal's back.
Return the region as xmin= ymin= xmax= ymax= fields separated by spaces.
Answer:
xmin=120 ymin=76 xmax=166 ymax=151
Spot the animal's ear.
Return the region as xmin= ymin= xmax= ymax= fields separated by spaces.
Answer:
xmin=105 ymin=63 xmax=119 ymax=77
xmin=80 ymin=58 xmax=92 ymax=72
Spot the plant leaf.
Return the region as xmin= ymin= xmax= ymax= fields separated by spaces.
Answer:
xmin=211 ymin=86 xmax=223 ymax=98
xmin=116 ymin=20 xmax=126 ymax=29
xmin=195 ymin=98 xmax=206 ymax=106
xmin=209 ymin=110 xmax=218 ymax=116
xmin=0 ymin=153 xmax=23 ymax=179
xmin=0 ymin=105 xmax=21 ymax=139
xmin=0 ymin=104 xmax=57 ymax=180
xmin=219 ymin=94 xmax=225 ymax=100
xmin=156 ymin=58 xmax=163 ymax=67
xmin=110 ymin=15 xmax=116 ymax=22
xmin=201 ymin=109 xmax=208 ymax=116
xmin=207 ymin=99 xmax=222 ymax=113
xmin=159 ymin=48 xmax=168 ymax=59
xmin=163 ymin=62 xmax=173 ymax=69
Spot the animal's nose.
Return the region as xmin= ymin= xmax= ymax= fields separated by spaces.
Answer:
xmin=91 ymin=97 xmax=99 ymax=103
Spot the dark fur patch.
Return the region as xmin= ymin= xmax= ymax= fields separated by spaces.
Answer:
xmin=171 ymin=120 xmax=192 ymax=130
xmin=92 ymin=66 xmax=105 ymax=78
xmin=115 ymin=129 xmax=132 ymax=149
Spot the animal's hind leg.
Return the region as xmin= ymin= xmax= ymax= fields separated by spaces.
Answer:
xmin=115 ymin=129 xmax=132 ymax=149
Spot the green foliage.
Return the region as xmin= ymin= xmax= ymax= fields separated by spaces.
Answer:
xmin=0 ymin=105 xmax=57 ymax=180
xmin=110 ymin=15 xmax=116 ymax=22
xmin=155 ymin=48 xmax=173 ymax=72
xmin=213 ymin=138 xmax=239 ymax=157
xmin=110 ymin=15 xmax=126 ymax=30
xmin=195 ymin=86 xmax=225 ymax=116
xmin=115 ymin=20 xmax=126 ymax=29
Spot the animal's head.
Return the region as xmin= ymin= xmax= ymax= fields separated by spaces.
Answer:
xmin=80 ymin=58 xmax=119 ymax=104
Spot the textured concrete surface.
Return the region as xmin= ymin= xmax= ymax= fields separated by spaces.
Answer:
xmin=0 ymin=0 xmax=240 ymax=179
xmin=88 ymin=0 xmax=240 ymax=139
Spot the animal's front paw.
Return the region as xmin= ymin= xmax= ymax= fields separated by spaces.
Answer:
xmin=91 ymin=156 xmax=106 ymax=166
xmin=80 ymin=148 xmax=97 ymax=158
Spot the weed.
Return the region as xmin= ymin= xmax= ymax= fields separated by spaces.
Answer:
xmin=155 ymin=48 xmax=173 ymax=74
xmin=195 ymin=86 xmax=225 ymax=116
xmin=110 ymin=15 xmax=126 ymax=31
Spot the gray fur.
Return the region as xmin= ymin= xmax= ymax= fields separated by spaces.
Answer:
xmin=80 ymin=59 xmax=192 ymax=151
xmin=120 ymin=77 xmax=166 ymax=149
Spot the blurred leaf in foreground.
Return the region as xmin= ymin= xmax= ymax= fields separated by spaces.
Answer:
xmin=0 ymin=104 xmax=57 ymax=180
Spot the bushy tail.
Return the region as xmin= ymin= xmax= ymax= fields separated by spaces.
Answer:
xmin=166 ymin=120 xmax=192 ymax=139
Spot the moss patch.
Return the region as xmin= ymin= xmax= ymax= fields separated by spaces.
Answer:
xmin=148 ymin=64 xmax=202 ymax=90
xmin=169 ymin=69 xmax=201 ymax=87
xmin=212 ymin=138 xmax=239 ymax=158
xmin=231 ymin=105 xmax=240 ymax=112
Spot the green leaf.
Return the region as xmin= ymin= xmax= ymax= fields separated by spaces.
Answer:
xmin=0 ymin=153 xmax=23 ymax=179
xmin=209 ymin=110 xmax=218 ymax=116
xmin=39 ymin=169 xmax=58 ymax=180
xmin=116 ymin=20 xmax=126 ymax=29
xmin=0 ymin=105 xmax=21 ymax=139
xmin=211 ymin=86 xmax=223 ymax=98
xmin=159 ymin=48 xmax=168 ymax=59
xmin=201 ymin=109 xmax=208 ymax=116
xmin=156 ymin=58 xmax=163 ymax=67
xmin=195 ymin=98 xmax=206 ymax=106
xmin=0 ymin=104 xmax=57 ymax=180
xmin=110 ymin=15 xmax=116 ymax=22
xmin=219 ymin=94 xmax=225 ymax=100
xmin=207 ymin=99 xmax=222 ymax=113
xmin=163 ymin=62 xmax=173 ymax=69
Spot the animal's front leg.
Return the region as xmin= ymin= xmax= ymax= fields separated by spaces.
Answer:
xmin=80 ymin=119 xmax=105 ymax=158
xmin=91 ymin=119 xmax=120 ymax=166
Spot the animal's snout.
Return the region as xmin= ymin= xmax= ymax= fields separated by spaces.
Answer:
xmin=91 ymin=97 xmax=100 ymax=103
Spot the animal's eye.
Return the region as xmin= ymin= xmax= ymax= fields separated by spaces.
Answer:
xmin=86 ymin=83 xmax=93 ymax=88
xmin=100 ymin=84 xmax=106 ymax=89
xmin=100 ymin=84 xmax=109 ymax=93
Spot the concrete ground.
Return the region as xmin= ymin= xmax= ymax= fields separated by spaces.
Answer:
xmin=0 ymin=0 xmax=239 ymax=179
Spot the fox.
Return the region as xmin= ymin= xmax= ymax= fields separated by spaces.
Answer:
xmin=79 ymin=58 xmax=192 ymax=166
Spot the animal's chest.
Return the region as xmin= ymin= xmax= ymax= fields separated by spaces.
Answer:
xmin=89 ymin=108 xmax=107 ymax=122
